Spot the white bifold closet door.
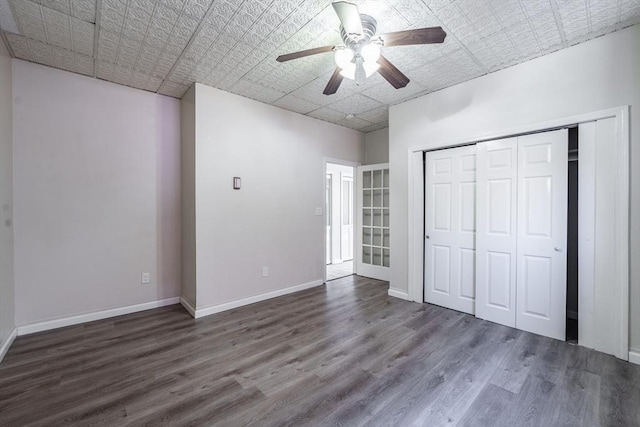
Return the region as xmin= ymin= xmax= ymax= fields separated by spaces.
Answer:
xmin=424 ymin=145 xmax=477 ymax=315
xmin=476 ymin=129 xmax=568 ymax=340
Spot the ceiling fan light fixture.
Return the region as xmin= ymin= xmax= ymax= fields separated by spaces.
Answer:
xmin=340 ymin=64 xmax=357 ymax=80
xmin=363 ymin=59 xmax=380 ymax=77
xmin=335 ymin=44 xmax=380 ymax=81
xmin=334 ymin=48 xmax=354 ymax=70
xmin=361 ymin=43 xmax=381 ymax=63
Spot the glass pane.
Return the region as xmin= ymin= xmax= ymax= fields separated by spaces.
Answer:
xmin=383 ymin=229 xmax=390 ymax=248
xmin=363 ymin=209 xmax=372 ymax=227
xmin=383 ymin=169 xmax=390 ymax=188
xmin=363 ymin=190 xmax=372 ymax=208
xmin=383 ymin=189 xmax=389 ymax=208
xmin=383 ymin=249 xmax=390 ymax=267
xmin=363 ymin=246 xmax=372 ymax=264
xmin=373 ymin=170 xmax=383 ymax=188
xmin=373 ymin=209 xmax=382 ymax=227
xmin=373 ymin=228 xmax=382 ymax=247
xmin=363 ymin=227 xmax=372 ymax=245
xmin=383 ymin=210 xmax=390 ymax=227
xmin=373 ymin=190 xmax=383 ymax=207
xmin=363 ymin=171 xmax=372 ymax=189
xmin=373 ymin=247 xmax=382 ymax=266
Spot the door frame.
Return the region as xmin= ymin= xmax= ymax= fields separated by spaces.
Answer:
xmin=323 ymin=158 xmax=360 ymax=284
xmin=406 ymin=106 xmax=630 ymax=360
xmin=340 ymin=172 xmax=354 ymax=262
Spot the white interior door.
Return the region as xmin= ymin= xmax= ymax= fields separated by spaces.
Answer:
xmin=476 ymin=138 xmax=518 ymax=327
xmin=424 ymin=145 xmax=477 ymax=315
xmin=516 ymin=129 xmax=568 ymax=340
xmin=356 ymin=164 xmax=390 ymax=281
xmin=341 ymin=174 xmax=354 ymax=261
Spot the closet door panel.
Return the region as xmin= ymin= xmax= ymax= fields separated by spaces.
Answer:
xmin=424 ymin=145 xmax=476 ymax=314
xmin=516 ymin=129 xmax=568 ymax=340
xmin=476 ymin=138 xmax=518 ymax=327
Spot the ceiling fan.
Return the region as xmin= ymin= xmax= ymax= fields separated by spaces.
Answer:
xmin=276 ymin=1 xmax=447 ymax=95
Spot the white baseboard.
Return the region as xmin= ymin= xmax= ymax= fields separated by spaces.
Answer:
xmin=0 ymin=328 xmax=17 ymax=363
xmin=388 ymin=288 xmax=411 ymax=301
xmin=193 ymin=280 xmax=324 ymax=319
xmin=17 ymin=297 xmax=180 ymax=336
xmin=629 ymin=349 xmax=640 ymax=365
xmin=180 ymin=297 xmax=196 ymax=318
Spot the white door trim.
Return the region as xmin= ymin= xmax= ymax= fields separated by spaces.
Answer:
xmin=406 ymin=106 xmax=629 ymax=360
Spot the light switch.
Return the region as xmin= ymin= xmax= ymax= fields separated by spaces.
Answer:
xmin=315 ymin=207 xmax=323 ymax=216
xmin=141 ymin=273 xmax=150 ymax=284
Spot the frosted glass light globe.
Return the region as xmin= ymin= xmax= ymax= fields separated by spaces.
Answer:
xmin=364 ymin=61 xmax=380 ymax=77
xmin=361 ymin=43 xmax=381 ymax=63
xmin=340 ymin=63 xmax=356 ymax=79
xmin=334 ymin=48 xmax=354 ymax=71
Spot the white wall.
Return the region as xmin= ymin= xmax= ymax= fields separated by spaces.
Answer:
xmin=0 ymin=42 xmax=15 ymax=357
xmin=327 ymin=163 xmax=354 ymax=264
xmin=188 ymin=83 xmax=364 ymax=311
xmin=389 ymin=26 xmax=640 ymax=349
xmin=364 ymin=128 xmax=389 ymax=165
xmin=13 ymin=60 xmax=182 ymax=327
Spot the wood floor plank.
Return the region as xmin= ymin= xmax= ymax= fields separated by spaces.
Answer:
xmin=489 ymin=331 xmax=546 ymax=394
xmin=1 ymin=276 xmax=639 ymax=426
xmin=457 ymin=383 xmax=518 ymax=427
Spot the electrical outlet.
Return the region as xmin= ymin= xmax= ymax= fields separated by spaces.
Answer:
xmin=262 ymin=267 xmax=268 ymax=277
xmin=141 ymin=272 xmax=150 ymax=284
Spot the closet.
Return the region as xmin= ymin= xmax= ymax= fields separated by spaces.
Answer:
xmin=424 ymin=129 xmax=568 ymax=340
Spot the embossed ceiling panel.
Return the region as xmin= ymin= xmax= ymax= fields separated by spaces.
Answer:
xmin=2 ymin=0 xmax=639 ymax=132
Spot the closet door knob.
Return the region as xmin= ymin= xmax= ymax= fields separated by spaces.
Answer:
xmin=426 ymin=235 xmax=430 ymax=239
xmin=554 ymin=247 xmax=562 ymax=252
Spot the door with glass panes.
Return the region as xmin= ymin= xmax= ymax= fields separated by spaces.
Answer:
xmin=356 ymin=164 xmax=390 ymax=281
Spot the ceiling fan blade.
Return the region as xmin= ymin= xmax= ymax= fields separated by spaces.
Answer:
xmin=332 ymin=1 xmax=363 ymax=37
xmin=276 ymin=45 xmax=335 ymax=62
xmin=379 ymin=27 xmax=447 ymax=47
xmin=377 ymin=55 xmax=410 ymax=89
xmin=323 ymin=68 xmax=344 ymax=95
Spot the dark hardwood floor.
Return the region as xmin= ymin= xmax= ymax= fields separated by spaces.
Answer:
xmin=1 ymin=275 xmax=639 ymax=426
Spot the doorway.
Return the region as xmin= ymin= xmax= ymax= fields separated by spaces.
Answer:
xmin=326 ymin=162 xmax=355 ymax=281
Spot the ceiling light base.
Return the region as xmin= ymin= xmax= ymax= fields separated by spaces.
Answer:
xmin=340 ymin=14 xmax=377 ymax=47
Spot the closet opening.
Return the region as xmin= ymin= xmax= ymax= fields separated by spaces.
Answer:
xmin=566 ymin=126 xmax=579 ymax=343
xmin=411 ymin=108 xmax=629 ymax=358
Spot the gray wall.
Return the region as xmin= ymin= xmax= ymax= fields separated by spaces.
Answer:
xmin=180 ymin=85 xmax=197 ymax=308
xmin=12 ymin=60 xmax=182 ymax=327
xmin=0 ymin=40 xmax=15 ymax=358
xmin=364 ymin=127 xmax=389 ymax=165
xmin=189 ymin=83 xmax=364 ymax=311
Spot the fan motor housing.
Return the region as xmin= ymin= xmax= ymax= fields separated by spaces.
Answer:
xmin=340 ymin=14 xmax=378 ymax=48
